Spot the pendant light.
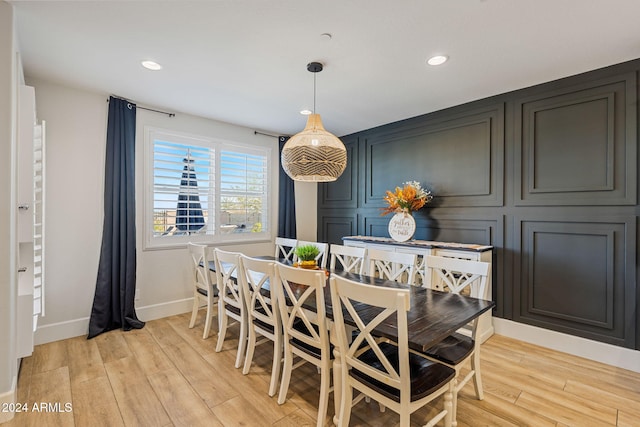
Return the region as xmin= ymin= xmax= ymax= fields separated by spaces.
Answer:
xmin=281 ymin=62 xmax=347 ymax=182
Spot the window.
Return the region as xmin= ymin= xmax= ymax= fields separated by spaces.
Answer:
xmin=144 ymin=128 xmax=271 ymax=249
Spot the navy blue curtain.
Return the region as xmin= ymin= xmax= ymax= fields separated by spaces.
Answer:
xmin=88 ymin=97 xmax=144 ymax=339
xmin=278 ymin=136 xmax=296 ymax=238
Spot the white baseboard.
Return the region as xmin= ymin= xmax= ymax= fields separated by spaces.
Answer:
xmin=136 ymin=298 xmax=193 ymax=322
xmin=34 ymin=298 xmax=193 ymax=345
xmin=493 ymin=318 xmax=640 ymax=374
xmin=0 ymin=375 xmax=17 ymax=423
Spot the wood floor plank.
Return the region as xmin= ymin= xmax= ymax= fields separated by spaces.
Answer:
xmin=481 ymin=361 xmax=564 ymax=401
xmin=213 ymin=346 xmax=300 ymax=422
xmin=17 ymin=355 xmax=34 ymax=402
xmin=71 ymin=376 xmax=124 ymax=427
xmin=66 ymin=336 xmax=106 ymax=385
xmin=480 ymin=380 xmax=520 ymax=404
xmin=23 ymin=366 xmax=74 ymax=427
xmin=563 ymin=379 xmax=640 ymax=419
xmin=484 ymin=356 xmax=567 ymax=390
xmin=618 ymin=409 xmax=640 ymax=427
xmin=211 ymin=394 xmax=288 ymax=427
xmin=121 ymin=328 xmax=174 ymax=377
xmin=562 ymin=369 xmax=640 ymax=406
xmin=272 ymin=408 xmax=317 ymax=427
xmin=148 ymin=368 xmax=223 ymax=427
xmin=481 ymin=336 xmax=527 ymax=364
xmin=455 ymin=398 xmax=520 ymax=427
xmin=94 ymin=330 xmax=133 ymax=364
xmin=457 ymin=391 xmax=556 ymax=427
xmin=31 ymin=339 xmax=68 ymax=374
xmin=507 ymin=337 xmax=640 ymax=395
xmin=104 ymin=356 xmax=171 ymax=427
xmin=166 ymin=313 xmax=218 ymax=356
xmin=515 ymin=390 xmax=616 ymax=426
xmin=147 ymin=319 xmax=240 ymax=407
xmin=144 ymin=316 xmax=190 ymax=348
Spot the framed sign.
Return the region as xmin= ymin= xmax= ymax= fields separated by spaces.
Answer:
xmin=388 ymin=212 xmax=416 ymax=242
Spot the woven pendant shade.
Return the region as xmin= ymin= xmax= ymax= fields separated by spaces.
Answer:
xmin=281 ymin=114 xmax=347 ymax=182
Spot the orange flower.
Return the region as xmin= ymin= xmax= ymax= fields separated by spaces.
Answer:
xmin=380 ymin=181 xmax=432 ymax=216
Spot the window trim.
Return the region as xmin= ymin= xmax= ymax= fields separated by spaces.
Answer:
xmin=143 ymin=126 xmax=273 ymax=250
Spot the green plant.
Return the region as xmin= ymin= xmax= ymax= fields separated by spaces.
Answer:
xmin=294 ymin=244 xmax=320 ymax=261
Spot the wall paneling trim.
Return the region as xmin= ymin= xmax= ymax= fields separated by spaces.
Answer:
xmin=318 ymin=58 xmax=640 ymax=349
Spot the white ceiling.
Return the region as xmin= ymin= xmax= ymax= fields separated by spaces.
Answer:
xmin=11 ymin=0 xmax=640 ymax=137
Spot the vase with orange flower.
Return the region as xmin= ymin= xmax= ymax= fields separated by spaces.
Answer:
xmin=380 ymin=181 xmax=433 ymax=242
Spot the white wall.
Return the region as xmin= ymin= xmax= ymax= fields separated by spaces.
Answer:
xmin=27 ymin=78 xmax=107 ymax=343
xmin=0 ymin=1 xmax=18 ymax=421
xmin=27 ymin=77 xmax=279 ymax=344
xmin=294 ymin=181 xmax=318 ymax=241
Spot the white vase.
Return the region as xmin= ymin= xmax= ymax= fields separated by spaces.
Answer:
xmin=388 ymin=211 xmax=416 ymax=242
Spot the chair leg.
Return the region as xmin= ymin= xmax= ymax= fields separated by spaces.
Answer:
xmin=451 ymin=377 xmax=459 ymax=427
xmin=243 ymin=327 xmax=257 ymax=375
xmin=268 ymin=335 xmax=283 ymax=397
xmin=316 ymin=364 xmax=330 ymax=427
xmin=203 ymin=313 xmax=212 ymax=339
xmin=215 ymin=310 xmax=227 ymax=353
xmin=444 ymin=382 xmax=454 ymax=427
xmin=235 ymin=314 xmax=248 ymax=369
xmin=338 ymin=382 xmax=353 ymax=427
xmin=277 ymin=345 xmax=293 ymax=405
xmin=399 ymin=402 xmax=410 ymax=427
xmin=203 ymin=298 xmax=214 ymax=339
xmin=189 ymin=292 xmax=199 ymax=329
xmin=471 ymin=350 xmax=484 ymax=400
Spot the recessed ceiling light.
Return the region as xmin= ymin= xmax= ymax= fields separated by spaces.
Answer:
xmin=141 ymin=60 xmax=162 ymax=71
xmin=300 ymin=109 xmax=312 ymax=115
xmin=427 ymin=55 xmax=448 ymax=66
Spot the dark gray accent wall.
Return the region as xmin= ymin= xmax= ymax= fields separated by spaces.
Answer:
xmin=318 ymin=59 xmax=639 ymax=350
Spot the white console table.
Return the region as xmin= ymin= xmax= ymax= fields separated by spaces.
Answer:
xmin=343 ymin=235 xmax=494 ymax=342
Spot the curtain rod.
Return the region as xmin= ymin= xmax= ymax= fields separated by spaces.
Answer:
xmin=107 ymin=96 xmax=175 ymax=117
xmin=254 ymin=130 xmax=280 ymax=138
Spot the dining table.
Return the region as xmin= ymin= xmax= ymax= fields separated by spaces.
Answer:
xmin=208 ymin=256 xmax=495 ymax=425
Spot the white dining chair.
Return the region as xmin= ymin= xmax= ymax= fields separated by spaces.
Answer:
xmin=329 ymin=274 xmax=456 ymax=427
xmin=273 ymin=263 xmax=332 ymax=427
xmin=239 ymin=255 xmax=283 ymax=397
xmin=295 ymin=240 xmax=328 ymax=268
xmin=329 ymin=244 xmax=366 ymax=274
xmin=187 ymin=243 xmax=218 ymax=339
xmin=367 ymin=248 xmax=417 ymax=285
xmin=214 ymin=248 xmax=247 ymax=369
xmin=274 ymin=237 xmax=297 ymax=262
xmin=422 ymin=255 xmax=491 ymax=425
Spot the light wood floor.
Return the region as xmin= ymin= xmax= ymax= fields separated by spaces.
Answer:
xmin=5 ymin=312 xmax=640 ymax=427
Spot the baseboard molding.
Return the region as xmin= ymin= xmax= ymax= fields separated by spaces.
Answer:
xmin=0 ymin=375 xmax=17 ymax=423
xmin=493 ymin=318 xmax=640 ymax=374
xmin=136 ymin=298 xmax=193 ymax=322
xmin=34 ymin=298 xmax=193 ymax=345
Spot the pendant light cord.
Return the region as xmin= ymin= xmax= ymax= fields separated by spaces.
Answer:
xmin=313 ymin=72 xmax=317 ymax=114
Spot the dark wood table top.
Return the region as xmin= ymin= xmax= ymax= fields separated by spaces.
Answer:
xmin=207 ymin=256 xmax=495 ymax=353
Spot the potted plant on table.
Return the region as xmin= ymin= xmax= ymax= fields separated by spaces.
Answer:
xmin=294 ymin=244 xmax=321 ymax=269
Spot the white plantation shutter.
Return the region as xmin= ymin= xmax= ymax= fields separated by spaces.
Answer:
xmin=145 ymin=128 xmax=270 ymax=248
xmin=219 ymin=149 xmax=268 ymax=234
xmin=153 ymin=140 xmax=213 ymax=235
